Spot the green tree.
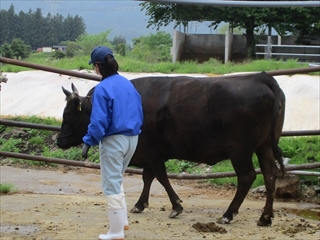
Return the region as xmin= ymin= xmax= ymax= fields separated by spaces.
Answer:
xmin=0 ymin=6 xmax=14 ymax=45
xmin=111 ymin=35 xmax=127 ymax=56
xmin=63 ymin=14 xmax=75 ymax=41
xmin=217 ymin=23 xmax=243 ymax=35
xmin=72 ymin=15 xmax=86 ymax=41
xmin=76 ymin=30 xmax=112 ymax=55
xmin=53 ymin=14 xmax=66 ymax=45
xmin=10 ymin=38 xmax=30 ymax=59
xmin=29 ymin=8 xmax=46 ymax=49
xmin=131 ymin=31 xmax=172 ymax=62
xmin=16 ymin=11 xmax=29 ymax=45
xmin=141 ymin=2 xmax=320 ymax=58
xmin=0 ymin=6 xmax=86 ymax=49
xmin=273 ymin=7 xmax=320 ymax=43
xmin=6 ymin=5 xmax=18 ymax=42
xmin=44 ymin=13 xmax=60 ymax=47
xmin=66 ymin=41 xmax=80 ymax=58
xmin=0 ymin=43 xmax=14 ymax=58
xmin=53 ymin=51 xmax=66 ymax=59
xmin=63 ymin=14 xmax=86 ymax=42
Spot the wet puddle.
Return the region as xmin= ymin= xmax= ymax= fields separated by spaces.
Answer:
xmin=0 ymin=225 xmax=39 ymax=235
xmin=288 ymin=208 xmax=320 ymax=221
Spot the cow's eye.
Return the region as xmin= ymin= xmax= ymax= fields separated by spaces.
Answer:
xmin=63 ymin=113 xmax=70 ymax=123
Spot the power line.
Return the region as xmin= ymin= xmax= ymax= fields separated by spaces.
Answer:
xmin=136 ymin=0 xmax=320 ymax=7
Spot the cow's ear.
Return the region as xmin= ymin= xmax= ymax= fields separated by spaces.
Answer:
xmin=71 ymin=83 xmax=79 ymax=95
xmin=62 ymin=86 xmax=72 ymax=98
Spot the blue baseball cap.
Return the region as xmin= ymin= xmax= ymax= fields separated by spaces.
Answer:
xmin=88 ymin=46 xmax=114 ymax=65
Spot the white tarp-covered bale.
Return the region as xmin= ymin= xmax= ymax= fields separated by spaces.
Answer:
xmin=1 ymin=70 xmax=319 ymax=131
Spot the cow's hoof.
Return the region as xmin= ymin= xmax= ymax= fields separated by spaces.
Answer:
xmin=169 ymin=209 xmax=183 ymax=218
xmin=217 ymin=217 xmax=231 ymax=224
xmin=130 ymin=206 xmax=143 ymax=213
xmin=257 ymin=215 xmax=272 ymax=226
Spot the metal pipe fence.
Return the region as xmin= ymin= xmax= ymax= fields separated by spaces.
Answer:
xmin=1 ymin=119 xmax=320 ymax=137
xmin=1 ymin=151 xmax=319 ymax=180
xmin=1 ymin=57 xmax=319 ymax=179
xmin=0 ymin=119 xmax=319 ymax=179
xmin=256 ymin=44 xmax=320 ymax=63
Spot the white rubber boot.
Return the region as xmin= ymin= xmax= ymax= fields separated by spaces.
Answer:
xmin=99 ymin=194 xmax=125 ymax=240
xmin=120 ymin=184 xmax=129 ymax=230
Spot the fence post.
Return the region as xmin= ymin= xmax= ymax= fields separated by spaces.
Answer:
xmin=266 ymin=36 xmax=272 ymax=60
xmin=224 ymin=28 xmax=233 ymax=64
xmin=278 ymin=35 xmax=282 ymax=45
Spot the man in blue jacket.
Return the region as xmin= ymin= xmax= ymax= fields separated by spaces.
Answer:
xmin=82 ymin=46 xmax=143 ymax=240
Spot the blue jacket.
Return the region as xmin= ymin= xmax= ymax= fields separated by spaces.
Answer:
xmin=83 ymin=74 xmax=143 ymax=146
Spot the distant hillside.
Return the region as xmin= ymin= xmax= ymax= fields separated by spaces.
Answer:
xmin=1 ymin=1 xmax=213 ymax=44
xmin=0 ymin=1 xmax=173 ymax=43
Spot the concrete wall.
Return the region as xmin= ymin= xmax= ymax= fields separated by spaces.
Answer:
xmin=172 ymin=30 xmax=248 ymax=63
xmin=182 ymin=33 xmax=226 ymax=62
xmin=172 ymin=29 xmax=320 ymax=63
xmin=171 ymin=30 xmax=186 ymax=63
xmin=231 ymin=35 xmax=247 ymax=61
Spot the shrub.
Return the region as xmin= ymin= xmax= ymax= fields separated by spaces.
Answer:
xmin=53 ymin=51 xmax=66 ymax=59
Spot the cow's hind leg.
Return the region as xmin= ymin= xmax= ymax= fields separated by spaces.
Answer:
xmin=218 ymin=153 xmax=256 ymax=224
xmin=130 ymin=166 xmax=154 ymax=213
xmin=255 ymin=144 xmax=278 ymax=226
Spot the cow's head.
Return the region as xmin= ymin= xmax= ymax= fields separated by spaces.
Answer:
xmin=56 ymin=83 xmax=93 ymax=149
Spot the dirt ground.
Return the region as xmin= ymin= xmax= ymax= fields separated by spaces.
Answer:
xmin=0 ymin=165 xmax=319 ymax=240
xmin=1 ymin=71 xmax=320 ymax=239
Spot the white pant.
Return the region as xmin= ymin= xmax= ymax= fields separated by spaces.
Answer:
xmin=99 ymin=134 xmax=138 ymax=196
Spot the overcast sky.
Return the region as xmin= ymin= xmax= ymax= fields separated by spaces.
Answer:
xmin=1 ymin=0 xmax=216 ymax=43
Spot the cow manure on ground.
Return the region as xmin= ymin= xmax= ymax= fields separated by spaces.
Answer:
xmin=280 ymin=221 xmax=320 ymax=237
xmin=192 ymin=222 xmax=227 ymax=233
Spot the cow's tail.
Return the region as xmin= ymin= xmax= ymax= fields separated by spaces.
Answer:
xmin=261 ymin=72 xmax=285 ymax=177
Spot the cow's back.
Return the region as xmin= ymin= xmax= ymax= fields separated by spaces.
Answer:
xmin=131 ymin=73 xmax=281 ymax=166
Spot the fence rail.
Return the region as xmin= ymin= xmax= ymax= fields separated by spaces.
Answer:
xmin=1 ymin=119 xmax=320 ymax=137
xmin=256 ymin=44 xmax=320 ymax=61
xmin=1 ymin=57 xmax=320 ymax=78
xmin=1 ymin=151 xmax=319 ymax=180
xmin=0 ymin=119 xmax=319 ymax=179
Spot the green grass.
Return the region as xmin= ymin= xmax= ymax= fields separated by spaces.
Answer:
xmin=0 ymin=138 xmax=22 ymax=152
xmin=2 ymin=52 xmax=317 ymax=75
xmin=29 ymin=136 xmax=44 ymax=145
xmin=165 ymin=159 xmax=197 ymax=173
xmin=0 ymin=183 xmax=17 ymax=194
xmin=10 ymin=115 xmax=61 ymax=126
xmin=280 ymin=136 xmax=320 ymax=163
xmin=1 ymin=116 xmax=319 ymax=189
xmin=0 ymin=116 xmax=100 ymax=165
xmin=164 ymin=136 xmax=319 ymax=188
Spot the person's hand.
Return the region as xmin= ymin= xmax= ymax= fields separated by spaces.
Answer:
xmin=82 ymin=144 xmax=91 ymax=159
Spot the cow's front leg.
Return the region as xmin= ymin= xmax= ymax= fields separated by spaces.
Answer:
xmin=130 ymin=167 xmax=154 ymax=213
xmin=153 ymin=161 xmax=183 ymax=218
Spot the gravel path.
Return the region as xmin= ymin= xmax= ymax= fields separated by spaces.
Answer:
xmin=1 ymin=165 xmax=319 ymax=239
